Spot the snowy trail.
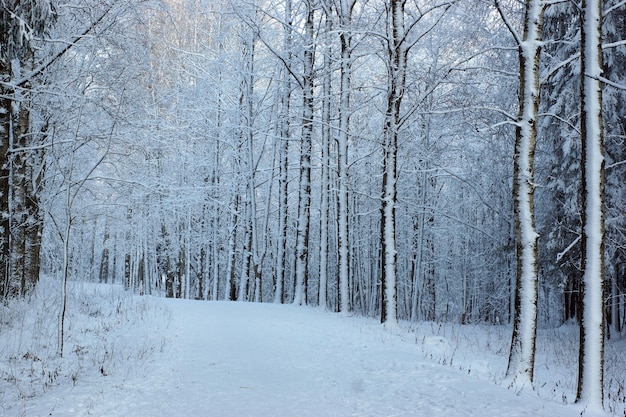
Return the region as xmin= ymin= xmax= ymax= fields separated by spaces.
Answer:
xmin=27 ymin=299 xmax=572 ymax=417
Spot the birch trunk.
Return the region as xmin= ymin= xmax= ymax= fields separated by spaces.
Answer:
xmin=0 ymin=84 xmax=10 ymax=297
xmin=238 ymin=201 xmax=252 ymax=301
xmin=576 ymin=0 xmax=605 ymax=408
xmin=208 ymin=12 xmax=227 ymax=301
xmin=0 ymin=1 xmax=50 ymax=299
xmin=274 ymin=0 xmax=292 ymax=304
xmin=274 ymin=88 xmax=290 ymax=304
xmin=224 ymin=195 xmax=239 ymax=301
xmin=318 ymin=12 xmax=332 ymax=310
xmin=337 ymin=0 xmax=355 ymax=314
xmin=3 ymin=58 xmax=37 ymax=298
xmin=200 ymin=237 xmax=207 ymax=299
xmin=380 ymin=0 xmax=406 ymax=327
xmin=99 ymin=232 xmax=110 ymax=283
xmin=184 ymin=213 xmax=191 ymax=299
xmin=293 ymin=0 xmax=315 ymax=306
xmin=504 ymin=0 xmax=543 ymax=389
xmin=211 ymin=223 xmax=220 ymax=300
xmin=239 ymin=28 xmax=259 ymax=302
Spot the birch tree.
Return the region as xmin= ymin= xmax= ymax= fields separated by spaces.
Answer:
xmin=318 ymin=5 xmax=332 ymax=310
xmin=379 ymin=0 xmax=405 ymax=326
xmin=293 ymin=0 xmax=316 ymax=306
xmin=336 ymin=0 xmax=356 ymax=314
xmin=237 ymin=19 xmax=259 ymax=302
xmin=0 ymin=0 xmax=55 ymax=298
xmin=495 ymin=0 xmax=544 ymax=389
xmin=274 ymin=0 xmax=293 ymax=304
xmin=600 ymin=1 xmax=626 ymax=339
xmin=576 ymin=0 xmax=605 ymax=408
xmin=379 ymin=0 xmax=454 ymax=326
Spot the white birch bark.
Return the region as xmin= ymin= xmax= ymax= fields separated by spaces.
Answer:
xmin=274 ymin=86 xmax=290 ymax=304
xmin=293 ymin=0 xmax=315 ymax=306
xmin=240 ymin=28 xmax=260 ymax=302
xmin=503 ymin=0 xmax=544 ymax=389
xmin=576 ymin=0 xmax=605 ymax=409
xmin=238 ymin=203 xmax=252 ymax=301
xmin=380 ymin=0 xmax=406 ymax=327
xmin=211 ymin=220 xmax=219 ymax=300
xmin=274 ymin=0 xmax=292 ymax=305
xmin=318 ymin=12 xmax=332 ymax=310
xmin=0 ymin=0 xmax=53 ymax=299
xmin=337 ymin=0 xmax=355 ymax=314
xmin=184 ymin=213 xmax=191 ymax=299
xmin=224 ymin=195 xmax=239 ymax=301
xmin=211 ymin=19 xmax=225 ymax=302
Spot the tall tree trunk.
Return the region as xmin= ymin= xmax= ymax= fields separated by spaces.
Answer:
xmin=239 ymin=201 xmax=253 ymax=301
xmin=225 ymin=194 xmax=239 ymax=301
xmin=274 ymin=0 xmax=292 ymax=305
xmin=337 ymin=0 xmax=355 ymax=314
xmin=0 ymin=0 xmax=52 ymax=300
xmin=211 ymin=31 xmax=224 ymax=301
xmin=199 ymin=244 xmax=206 ymax=300
xmin=1 ymin=7 xmax=18 ymax=298
xmin=576 ymin=0 xmax=605 ymax=409
xmin=211 ymin=219 xmax=220 ymax=300
xmin=0 ymin=88 xmax=11 ymax=298
xmin=293 ymin=0 xmax=315 ymax=306
xmin=319 ymin=10 xmax=332 ymax=310
xmin=184 ymin=213 xmax=191 ymax=299
xmin=275 ymin=95 xmax=290 ymax=303
xmin=499 ymin=0 xmax=543 ymax=389
xmin=99 ymin=228 xmax=110 ymax=283
xmin=238 ymin=27 xmax=258 ymax=302
xmin=380 ymin=0 xmax=406 ymax=327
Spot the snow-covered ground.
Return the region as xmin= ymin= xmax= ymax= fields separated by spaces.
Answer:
xmin=1 ymin=281 xmax=624 ymax=416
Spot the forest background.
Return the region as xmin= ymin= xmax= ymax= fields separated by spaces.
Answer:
xmin=1 ymin=0 xmax=625 ymax=412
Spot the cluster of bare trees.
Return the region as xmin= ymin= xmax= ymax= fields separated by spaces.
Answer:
xmin=0 ymin=1 xmax=53 ymax=299
xmin=2 ymin=0 xmax=626 ymax=410
xmin=1 ymin=0 xmax=158 ymax=355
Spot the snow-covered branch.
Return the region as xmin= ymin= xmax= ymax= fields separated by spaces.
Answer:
xmin=494 ymin=0 xmax=523 ymax=46
xmin=541 ymin=52 xmax=579 ymax=84
xmin=538 ymin=112 xmax=581 ymax=134
xmin=598 ymin=75 xmax=626 ymax=91
xmin=556 ymin=235 xmax=581 ymax=263
xmin=13 ymin=4 xmax=115 ymax=88
xmin=603 ymin=0 xmax=626 ymax=17
xmin=606 ymin=159 xmax=626 ymax=169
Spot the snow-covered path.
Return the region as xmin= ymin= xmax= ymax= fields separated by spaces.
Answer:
xmin=26 ymin=299 xmax=573 ymax=416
